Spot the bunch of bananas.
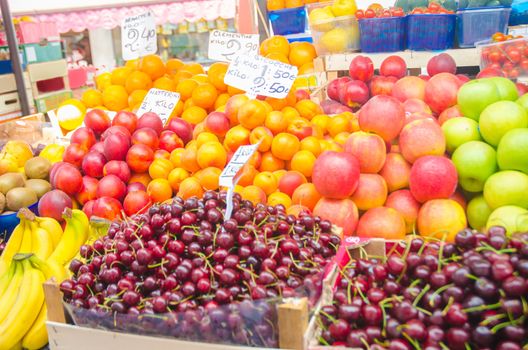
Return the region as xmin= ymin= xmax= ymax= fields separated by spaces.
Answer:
xmin=0 ymin=208 xmax=90 ymax=349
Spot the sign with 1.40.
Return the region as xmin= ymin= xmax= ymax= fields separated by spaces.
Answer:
xmin=208 ymin=30 xmax=259 ymax=63
xmin=121 ymin=12 xmax=157 ymax=61
xmin=224 ymin=54 xmax=298 ymax=99
xmin=136 ymin=88 xmax=180 ymax=123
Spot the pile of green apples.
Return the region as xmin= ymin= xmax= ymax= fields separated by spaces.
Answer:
xmin=442 ymin=77 xmax=528 ymax=234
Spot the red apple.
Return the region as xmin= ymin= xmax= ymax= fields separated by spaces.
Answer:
xmin=123 ymin=190 xmax=151 ymax=216
xmin=287 ymin=118 xmax=313 ymax=140
xmin=127 ymin=182 xmax=147 ymax=192
xmin=205 ymin=111 xmax=230 ymax=136
xmin=312 ymin=151 xmax=360 ymax=199
xmin=132 ymin=127 xmax=159 ymax=149
xmin=385 ymin=189 xmax=421 ymax=234
xmin=380 ymin=55 xmax=407 ymax=79
xmin=369 ymin=75 xmax=397 ymax=96
xmin=399 ymin=118 xmax=446 ymax=163
xmin=295 ymin=89 xmax=310 ymax=101
xmin=103 ymin=132 xmax=130 ymax=161
xmin=96 ymin=174 xmax=127 ymax=201
xmin=101 ymin=125 xmax=131 ymax=141
xmin=349 ymin=55 xmax=374 ymax=82
xmin=339 ymin=80 xmax=370 ymax=108
xmin=63 ymin=143 xmax=87 ymax=168
xmin=320 ymin=100 xmax=353 ymax=115
xmin=166 ymin=118 xmax=193 ymax=144
xmin=391 ymin=76 xmax=426 ymax=102
xmin=427 ymin=53 xmax=456 ymax=76
xmin=278 ymin=171 xmax=307 ymax=197
xmin=409 ymin=155 xmax=457 ymax=203
xmin=92 ymin=196 xmax=123 ymax=220
xmin=137 ymin=112 xmax=163 ymax=134
xmin=327 ymin=77 xmax=352 ymax=102
xmin=70 ymin=127 xmax=96 ymax=151
xmin=358 ymin=95 xmax=405 ymax=142
xmin=76 ymin=176 xmax=99 ymax=205
xmin=112 ymin=111 xmax=138 ymax=133
xmin=457 ymin=74 xmax=470 ymax=84
xmin=424 ymin=73 xmax=462 ymax=114
xmin=159 ymin=130 xmax=184 ymax=152
xmin=90 ymin=141 xmax=105 ymax=154
xmin=403 ymin=98 xmax=432 ymax=115
xmin=438 ymin=105 xmax=463 ymax=125
xmin=344 ymin=131 xmax=387 ymax=173
xmin=477 ymin=67 xmax=505 ymax=78
xmin=82 ymin=151 xmax=106 ymax=178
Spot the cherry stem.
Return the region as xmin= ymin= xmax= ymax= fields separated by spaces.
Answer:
xmin=463 ymin=302 xmax=500 ymax=313
xmin=412 ymin=284 xmax=430 ymax=307
xmin=355 ymin=282 xmax=369 ymax=304
xmin=442 ymin=296 xmax=454 ymax=316
xmin=491 ymin=316 xmax=525 ymax=334
xmin=480 ymin=313 xmax=506 ymax=326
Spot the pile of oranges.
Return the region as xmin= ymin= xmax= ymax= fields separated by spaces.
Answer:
xmin=267 ymin=0 xmax=324 ymax=11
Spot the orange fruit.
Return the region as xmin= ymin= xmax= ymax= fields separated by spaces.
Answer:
xmin=192 ymin=83 xmax=218 ymax=110
xmin=197 ymin=141 xmax=227 ymax=169
xmin=260 ymin=151 xmax=285 ymax=172
xmin=125 ymin=59 xmax=139 ymax=70
xmin=224 ymin=125 xmax=250 ymax=152
xmin=300 ymin=136 xmax=322 ymax=156
xmin=237 ymin=164 xmax=258 ymax=186
xmin=282 ymin=106 xmax=301 ymax=124
xmin=170 ymin=148 xmax=184 ymax=167
xmin=253 ymin=171 xmax=278 ymax=195
xmin=265 ymin=111 xmax=288 ymax=135
xmin=298 ymin=62 xmax=314 ymax=75
xmin=147 ymin=178 xmax=173 ymax=203
xmin=227 ymin=85 xmax=246 ymax=96
xmin=290 ymin=150 xmax=316 ymax=178
xmin=177 ymin=177 xmax=204 ymax=199
xmin=260 ymin=35 xmax=290 ymax=57
xmin=81 ymin=89 xmax=103 ymax=108
xmin=196 ymin=167 xmax=221 ymax=190
xmin=214 ymin=93 xmax=230 ymax=110
xmin=102 ymin=85 xmax=128 ymax=111
xmin=225 ymin=94 xmax=249 ymax=125
xmin=176 ymin=79 xmax=199 ymax=101
xmin=169 ymin=100 xmax=184 ymax=120
xmin=167 ymin=167 xmax=189 ymax=192
xmin=287 ymin=204 xmax=310 ymax=216
xmin=154 ymin=149 xmax=170 ymax=160
xmin=285 ymin=0 xmax=303 ymax=7
xmin=291 ymin=183 xmax=321 ymax=211
xmin=295 ymin=99 xmax=323 ymax=120
xmin=192 ymin=74 xmax=209 ymax=83
xmin=153 ymin=76 xmax=177 ymax=91
xmin=183 ymin=98 xmax=196 ymax=110
xmin=273 ymin=169 xmax=287 ymax=183
xmin=193 ymin=122 xmax=207 ymax=140
xmin=125 ymin=71 xmax=153 ymax=94
xmin=129 ymin=172 xmax=152 ymax=188
xmin=311 ymin=114 xmax=330 ymax=133
xmin=95 ymin=72 xmax=112 ymax=91
xmin=334 ymin=131 xmax=351 ymax=145
xmin=139 ymin=54 xmax=166 ymax=80
xmin=241 ymin=185 xmax=267 ymax=205
xmin=182 ymin=106 xmax=208 ymax=125
xmin=166 ymin=58 xmax=184 ymax=75
xmin=267 ymin=192 xmax=292 ymax=208
xmin=267 ymin=0 xmax=285 ymax=11
xmin=265 ymin=96 xmax=288 ymax=111
xmin=265 ymin=52 xmax=290 ymax=64
xmin=196 ymin=132 xmax=219 ymax=148
xmin=237 ymin=100 xmax=267 ymax=130
xmin=181 ymin=62 xmax=204 ymax=76
xmin=289 ymin=42 xmax=317 ymax=68
xmin=207 ymin=62 xmax=229 ymax=92
xmin=128 ymin=89 xmax=148 ymax=108
xmin=271 ymin=133 xmax=300 ymax=160
xmin=148 ymin=158 xmax=174 ymax=179
xmin=173 ymin=70 xmax=193 ymax=84
xmin=249 ymin=126 xmax=273 ymax=152
xmin=327 ymin=113 xmax=352 ymax=137
xmin=180 ymin=144 xmax=201 ymax=173
xmin=111 ymin=67 xmax=133 ymax=86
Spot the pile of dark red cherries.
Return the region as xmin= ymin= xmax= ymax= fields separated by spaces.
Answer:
xmin=60 ymin=190 xmax=340 ymax=347
xmin=318 ymin=227 xmax=528 ymax=350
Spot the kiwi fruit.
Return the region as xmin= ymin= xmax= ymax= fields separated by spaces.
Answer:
xmin=25 ymin=179 xmax=51 ymax=199
xmin=6 ymin=187 xmax=37 ymax=211
xmin=0 ymin=173 xmax=25 ymax=194
xmin=0 ymin=192 xmax=4 ymax=213
xmin=24 ymin=156 xmax=51 ymax=180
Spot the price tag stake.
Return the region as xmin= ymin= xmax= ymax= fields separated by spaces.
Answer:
xmin=137 ymin=88 xmax=180 ymax=124
xmin=121 ymin=12 xmax=157 ymax=61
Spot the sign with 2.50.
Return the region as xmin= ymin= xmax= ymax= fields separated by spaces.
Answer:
xmin=224 ymin=54 xmax=298 ymax=98
xmin=208 ymin=30 xmax=259 ymax=63
xmin=121 ymin=12 xmax=157 ymax=60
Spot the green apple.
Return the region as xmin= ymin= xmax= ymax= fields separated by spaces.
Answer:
xmin=485 ymin=77 xmax=519 ymax=101
xmin=486 ymin=205 xmax=528 ymax=235
xmin=441 ymin=117 xmax=482 ymax=153
xmin=452 ymin=141 xmax=497 ymax=192
xmin=517 ymin=93 xmax=528 ymax=112
xmin=483 ymin=170 xmax=528 ymax=209
xmin=467 ymin=195 xmax=493 ymax=231
xmin=497 ymin=128 xmax=528 ymax=174
xmin=456 ymin=79 xmax=501 ymax=121
xmin=479 ymin=101 xmax=528 ymax=146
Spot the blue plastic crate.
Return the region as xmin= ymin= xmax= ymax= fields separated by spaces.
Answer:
xmin=456 ymin=6 xmax=511 ymax=48
xmin=358 ymin=16 xmax=406 ymax=53
xmin=406 ymin=14 xmax=456 ymax=50
xmin=269 ymin=6 xmax=307 ymax=35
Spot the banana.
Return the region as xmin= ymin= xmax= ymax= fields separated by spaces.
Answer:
xmin=28 ymin=253 xmax=68 ymax=283
xmin=18 ymin=218 xmax=33 ymax=253
xmin=21 ymin=302 xmax=47 ymax=350
xmin=28 ymin=221 xmax=54 ymax=260
xmin=0 ymin=217 xmax=26 ymax=276
xmin=0 ymin=262 xmax=17 ymax=298
xmin=0 ymin=259 xmax=45 ymax=349
xmin=34 ymin=216 xmax=63 ymax=249
xmin=48 ymin=208 xmax=89 ymax=266
xmin=8 ymin=341 xmax=22 ymax=350
xmin=0 ymin=261 xmax=24 ymax=324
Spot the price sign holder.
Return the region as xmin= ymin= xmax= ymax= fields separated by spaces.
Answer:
xmin=136 ymin=88 xmax=180 ymax=124
xmin=224 ymin=54 xmax=298 ymax=99
xmin=121 ymin=12 xmax=157 ymax=61
xmin=208 ymin=30 xmax=259 ymax=63
xmin=220 ymin=142 xmax=261 ymax=219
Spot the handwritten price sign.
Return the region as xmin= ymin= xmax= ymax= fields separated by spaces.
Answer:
xmin=136 ymin=88 xmax=180 ymax=123
xmin=208 ymin=30 xmax=259 ymax=62
xmin=121 ymin=12 xmax=157 ymax=60
xmin=224 ymin=54 xmax=298 ymax=99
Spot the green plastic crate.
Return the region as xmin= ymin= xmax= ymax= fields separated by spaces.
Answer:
xmin=34 ymin=90 xmax=72 ymax=113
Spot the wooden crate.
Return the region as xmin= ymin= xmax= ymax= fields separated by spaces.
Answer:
xmin=312 ymin=48 xmax=479 ymax=101
xmin=44 ymin=282 xmax=309 ymax=350
xmin=27 ymin=59 xmax=70 ymax=99
xmin=0 ymin=72 xmax=31 ymax=94
xmin=0 ymin=88 xmax=34 ymax=116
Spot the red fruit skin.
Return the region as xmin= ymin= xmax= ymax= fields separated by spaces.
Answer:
xmin=52 ymin=163 xmax=83 ymax=196
xmin=132 ymin=128 xmax=159 ymax=149
xmin=127 ymin=182 xmax=147 ymax=192
xmin=103 ymin=160 xmax=131 ymax=183
xmin=101 ymin=125 xmax=131 ymax=141
xmin=83 ymin=200 xmax=95 ymax=218
xmin=424 ymin=73 xmax=462 ymax=114
xmin=76 ymin=176 xmax=99 ymax=205
xmin=63 ymin=143 xmax=87 ymax=168
xmin=96 ymin=174 xmax=127 ymax=201
xmin=38 ymin=189 xmax=73 ymax=223
xmin=320 ymin=100 xmax=353 ymax=115
xmin=166 ymin=118 xmax=193 ymax=145
xmin=84 ymin=109 xmax=111 ymax=135
xmin=123 ymin=190 xmax=151 ymax=216
xmin=358 ymin=95 xmax=405 ymax=142
xmin=112 ymin=111 xmax=138 ymax=134
xmin=205 ymin=112 xmax=230 ymax=137
xmin=126 ymin=144 xmax=154 ymax=173
xmin=159 ymin=130 xmax=184 ymax=152
xmin=137 ymin=112 xmax=163 ymax=135
xmin=70 ymin=127 xmax=96 ymax=151
xmin=313 ymin=198 xmax=359 ymax=236
xmin=380 ymin=56 xmax=407 ymax=79
xmin=103 ymin=132 xmax=130 ymax=161
xmin=81 ymin=152 xmax=106 ymax=179
xmin=409 ymin=155 xmax=458 ymax=203
xmin=92 ymin=197 xmax=123 ymax=220
xmin=312 ymin=151 xmax=361 ymax=199
xmin=427 ymin=53 xmax=457 ymax=76
xmin=370 ymin=75 xmax=397 ymax=96
xmin=349 ymin=55 xmax=374 ymax=82
xmin=477 ymin=67 xmax=505 ymax=78
xmin=90 ymin=141 xmax=105 ymax=154
xmin=339 ymin=80 xmax=370 ymax=108
xmin=49 ymin=162 xmax=66 ymax=186
xmin=327 ymin=77 xmax=352 ymax=102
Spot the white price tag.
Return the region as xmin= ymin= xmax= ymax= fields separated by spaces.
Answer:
xmin=121 ymin=12 xmax=157 ymax=61
xmin=137 ymin=88 xmax=180 ymax=123
xmin=220 ymin=143 xmax=261 ymax=219
xmin=208 ymin=30 xmax=259 ymax=63
xmin=224 ymin=54 xmax=298 ymax=99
